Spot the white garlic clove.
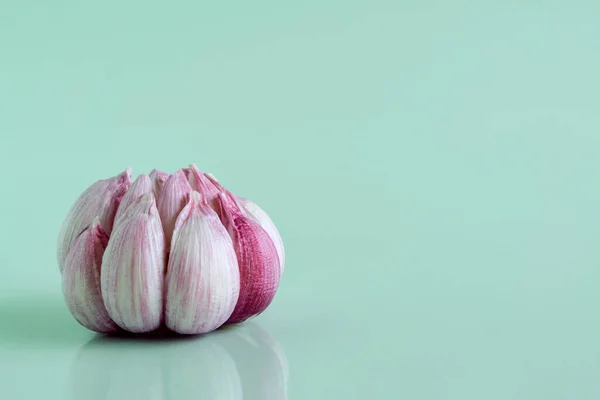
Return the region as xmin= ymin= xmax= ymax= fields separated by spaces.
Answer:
xmin=218 ymin=193 xmax=281 ymax=324
xmin=165 ymin=191 xmax=240 ymax=334
xmin=62 ymin=217 xmax=119 ymax=333
xmin=114 ymin=174 xmax=153 ymax=224
xmin=57 ymin=168 xmax=132 ymax=272
xmin=157 ymin=170 xmax=191 ymax=248
xmin=101 ymin=193 xmax=166 ymax=333
xmin=149 ymin=169 xmax=169 ymax=202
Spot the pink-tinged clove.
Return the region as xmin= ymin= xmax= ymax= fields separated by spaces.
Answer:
xmin=62 ymin=217 xmax=119 ymax=333
xmin=218 ymin=193 xmax=281 ymax=324
xmin=205 ymin=173 xmax=285 ymax=275
xmin=157 ymin=170 xmax=191 ymax=248
xmin=101 ymin=194 xmax=166 ymax=333
xmin=149 ymin=169 xmax=169 ymax=203
xmin=165 ymin=191 xmax=240 ymax=334
xmin=236 ymin=197 xmax=285 ymax=275
xmin=57 ymin=168 xmax=132 ymax=272
xmin=114 ymin=174 xmax=153 ymax=224
xmin=188 ymin=164 xmax=221 ymax=216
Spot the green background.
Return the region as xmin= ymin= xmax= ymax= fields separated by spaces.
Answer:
xmin=1 ymin=1 xmax=600 ymax=398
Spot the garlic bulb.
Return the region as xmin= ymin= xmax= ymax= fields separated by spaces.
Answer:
xmin=58 ymin=165 xmax=283 ymax=335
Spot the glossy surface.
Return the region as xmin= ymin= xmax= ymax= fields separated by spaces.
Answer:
xmin=2 ymin=1 xmax=600 ymax=398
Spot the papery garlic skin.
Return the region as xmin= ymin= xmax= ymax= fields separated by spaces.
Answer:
xmin=101 ymin=194 xmax=166 ymax=333
xmin=165 ymin=191 xmax=240 ymax=334
xmin=218 ymin=193 xmax=281 ymax=324
xmin=236 ymin=197 xmax=285 ymax=275
xmin=149 ymin=169 xmax=169 ymax=202
xmin=62 ymin=217 xmax=119 ymax=333
xmin=57 ymin=168 xmax=132 ymax=272
xmin=114 ymin=174 xmax=152 ymax=224
xmin=157 ymin=170 xmax=191 ymax=247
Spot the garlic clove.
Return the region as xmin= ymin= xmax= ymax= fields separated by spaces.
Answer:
xmin=62 ymin=217 xmax=119 ymax=333
xmin=205 ymin=173 xmax=285 ymax=274
xmin=101 ymin=193 xmax=166 ymax=333
xmin=236 ymin=197 xmax=285 ymax=275
xmin=157 ymin=169 xmax=191 ymax=248
xmin=165 ymin=191 xmax=240 ymax=334
xmin=114 ymin=174 xmax=153 ymax=224
xmin=203 ymin=172 xmax=236 ymax=201
xmin=149 ymin=169 xmax=169 ymax=202
xmin=218 ymin=193 xmax=281 ymax=324
xmin=204 ymin=172 xmax=285 ymax=274
xmin=57 ymin=168 xmax=132 ymax=272
xmin=188 ymin=164 xmax=221 ymax=215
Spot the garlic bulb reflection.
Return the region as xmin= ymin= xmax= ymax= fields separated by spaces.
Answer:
xmin=69 ymin=323 xmax=288 ymax=400
xmin=58 ymin=165 xmax=283 ymax=335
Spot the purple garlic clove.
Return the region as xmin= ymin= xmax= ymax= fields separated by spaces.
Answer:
xmin=218 ymin=193 xmax=281 ymax=324
xmin=205 ymin=172 xmax=285 ymax=275
xmin=236 ymin=196 xmax=285 ymax=276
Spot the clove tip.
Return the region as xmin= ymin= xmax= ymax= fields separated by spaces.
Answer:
xmin=189 ymin=191 xmax=202 ymax=203
xmin=90 ymin=216 xmax=101 ymax=229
